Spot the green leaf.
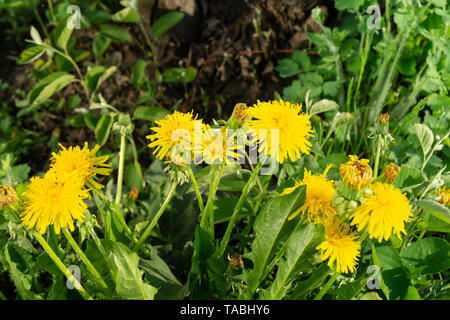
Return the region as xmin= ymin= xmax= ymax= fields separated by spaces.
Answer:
xmin=309 ymin=99 xmax=339 ymax=115
xmin=151 ymin=11 xmax=185 ymax=39
xmin=3 ymin=245 xmax=42 ymax=300
xmin=140 ymin=249 xmax=188 ymax=300
xmin=335 ymin=0 xmax=365 ymax=11
xmin=95 ymin=66 xmax=117 ymax=91
xmin=17 ymin=45 xmax=45 ymax=64
xmin=84 ymin=239 xmax=115 ymax=297
xmin=394 ymin=165 xmax=425 ymax=189
xmin=359 ymin=292 xmax=383 ymax=300
xmin=243 ymin=186 xmax=306 ymax=298
xmin=330 ymin=274 xmax=368 ymax=300
xmin=417 ymin=218 xmax=450 ymax=233
xmin=275 ymin=58 xmax=299 ymax=78
xmin=133 ymin=106 xmax=170 ymax=122
xmin=125 ymin=162 xmax=143 ymax=192
xmin=394 ymin=10 xmax=415 ymax=32
xmin=131 ymin=59 xmax=147 ymax=89
xmin=30 ymin=25 xmax=42 ymax=44
xmin=430 ymin=0 xmax=446 ymax=7
xmin=163 ymin=67 xmax=197 ymax=83
xmin=414 ymin=123 xmax=434 ymax=158
xmin=400 ymin=237 xmax=450 ymax=275
xmin=398 ymin=57 xmax=416 ymax=76
xmin=323 ymin=81 xmax=340 ymax=97
xmin=263 ymin=223 xmax=325 ymax=299
xmin=85 ymin=66 xmax=106 ymax=92
xmin=415 ymin=199 xmax=450 ymax=224
xmin=287 ymin=263 xmax=330 ymax=299
xmin=373 ymin=244 xmax=410 ymax=300
xmin=291 ymin=51 xmax=311 ymax=69
xmin=57 ymin=13 xmax=77 ymax=50
xmin=93 ymin=35 xmax=111 ymax=58
xmin=100 ymin=24 xmax=132 ymax=43
xmin=108 ymin=242 xmax=157 ymax=300
xmin=404 ymin=286 xmax=421 ymax=300
xmin=112 ymin=7 xmax=140 ymax=23
xmin=30 ymin=73 xmax=75 ymax=106
xmin=95 ymin=113 xmax=114 ymax=146
xmin=331 ymin=112 xmax=356 ymax=129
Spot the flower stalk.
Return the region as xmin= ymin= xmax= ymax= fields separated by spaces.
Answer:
xmin=62 ymin=228 xmax=109 ymax=292
xmin=33 ymin=231 xmax=93 ymax=300
xmin=313 ymin=272 xmax=339 ymax=300
xmin=115 ymin=134 xmax=126 ymax=205
xmin=187 ymin=165 xmax=204 ymax=212
xmin=219 ymin=162 xmax=263 ymax=256
xmin=133 ymin=182 xmax=177 ymax=252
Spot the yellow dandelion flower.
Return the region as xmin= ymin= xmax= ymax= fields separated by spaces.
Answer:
xmin=21 ymin=170 xmax=89 ymax=234
xmin=351 ymin=182 xmax=413 ymax=242
xmin=147 ymin=111 xmax=199 ymax=164
xmin=196 ymin=125 xmax=243 ymax=165
xmin=339 ymin=155 xmax=372 ymax=189
xmin=50 ymin=142 xmax=111 ymax=191
xmin=436 ymin=186 xmax=449 ymax=206
xmin=316 ymin=217 xmax=361 ymax=274
xmin=0 ymin=185 xmax=18 ymax=208
xmin=282 ymin=164 xmax=335 ymax=223
xmin=383 ymin=163 xmax=401 ymax=183
xmin=246 ymin=99 xmax=314 ymax=164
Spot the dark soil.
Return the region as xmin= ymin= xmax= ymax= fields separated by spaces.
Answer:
xmin=1 ymin=0 xmax=337 ymax=172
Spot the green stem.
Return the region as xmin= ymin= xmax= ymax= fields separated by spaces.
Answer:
xmin=417 ymin=230 xmax=426 ymax=240
xmin=200 ymin=164 xmax=225 ymax=230
xmin=314 ymin=272 xmax=339 ymax=300
xmin=33 ymin=231 xmax=93 ymax=300
xmin=32 ymin=4 xmax=50 ymax=39
xmin=187 ymin=165 xmax=204 ymax=212
xmin=219 ymin=162 xmax=263 ymax=256
xmin=88 ymin=226 xmax=108 ymax=261
xmin=373 ymin=136 xmax=382 ymax=179
xmin=128 ymin=135 xmax=139 ymax=165
xmin=138 ymin=22 xmax=159 ymax=76
xmin=64 ymin=48 xmax=90 ymax=101
xmin=62 ymin=229 xmax=109 ymax=291
xmin=38 ymin=42 xmax=90 ymax=100
xmin=0 ymin=289 xmax=6 ymax=300
xmin=245 ymin=151 xmax=264 ymax=194
xmin=115 ymin=134 xmax=126 ymax=205
xmin=133 ymin=182 xmax=177 ymax=252
xmin=47 ymin=0 xmax=56 ymax=23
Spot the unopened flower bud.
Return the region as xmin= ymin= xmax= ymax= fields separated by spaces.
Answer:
xmin=228 ymin=103 xmax=248 ymax=129
xmin=129 ymin=186 xmax=139 ymax=200
xmin=378 ymin=113 xmax=390 ymax=124
xmin=383 ymin=163 xmax=401 ymax=183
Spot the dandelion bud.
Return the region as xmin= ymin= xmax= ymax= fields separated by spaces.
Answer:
xmin=129 ymin=186 xmax=139 ymax=200
xmin=0 ymin=185 xmax=18 ymax=208
xmin=378 ymin=113 xmax=390 ymax=124
xmin=383 ymin=163 xmax=401 ymax=183
xmin=228 ymin=103 xmax=248 ymax=129
xmin=376 ymin=113 xmax=390 ymax=135
xmin=52 ymin=127 xmax=61 ymax=137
